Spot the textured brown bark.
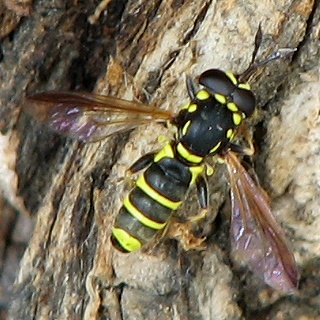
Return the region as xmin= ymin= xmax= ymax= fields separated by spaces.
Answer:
xmin=0 ymin=0 xmax=319 ymax=319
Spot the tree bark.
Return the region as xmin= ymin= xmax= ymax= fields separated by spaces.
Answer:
xmin=0 ymin=0 xmax=318 ymax=319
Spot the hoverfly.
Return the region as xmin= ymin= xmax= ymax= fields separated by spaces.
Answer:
xmin=24 ymin=29 xmax=299 ymax=292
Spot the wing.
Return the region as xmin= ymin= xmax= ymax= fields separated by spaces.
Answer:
xmin=24 ymin=91 xmax=174 ymax=142
xmin=224 ymin=151 xmax=299 ymax=292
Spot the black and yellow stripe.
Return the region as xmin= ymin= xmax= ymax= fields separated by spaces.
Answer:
xmin=111 ymin=143 xmax=205 ymax=252
xmin=112 ymin=69 xmax=256 ymax=253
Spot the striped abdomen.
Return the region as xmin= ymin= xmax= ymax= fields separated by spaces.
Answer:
xmin=111 ymin=155 xmax=198 ymax=252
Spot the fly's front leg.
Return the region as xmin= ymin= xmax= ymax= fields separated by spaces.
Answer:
xmin=188 ymin=175 xmax=209 ymax=222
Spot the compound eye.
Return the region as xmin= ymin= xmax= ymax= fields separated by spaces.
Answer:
xmin=199 ymin=69 xmax=235 ymax=96
xmin=233 ymin=88 xmax=256 ymax=117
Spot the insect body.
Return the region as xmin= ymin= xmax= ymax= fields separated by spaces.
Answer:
xmin=111 ymin=69 xmax=254 ymax=252
xmin=24 ymin=33 xmax=299 ymax=292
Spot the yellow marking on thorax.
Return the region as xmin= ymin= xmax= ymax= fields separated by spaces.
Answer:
xmin=176 ymin=143 xmax=203 ymax=164
xmin=196 ymin=89 xmax=210 ymax=100
xmin=232 ymin=113 xmax=243 ymax=126
xmin=182 ymin=121 xmax=191 ymax=136
xmin=188 ymin=104 xmax=197 ymax=112
xmin=227 ymin=102 xmax=238 ymax=112
xmin=226 ymin=72 xmax=238 ymax=85
xmin=209 ymin=141 xmax=221 ymax=154
xmin=238 ymin=83 xmax=251 ymax=90
xmin=226 ymin=128 xmax=234 ymax=139
xmin=214 ymin=93 xmax=227 ymax=104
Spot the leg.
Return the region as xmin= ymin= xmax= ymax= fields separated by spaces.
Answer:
xmin=186 ymin=75 xmax=197 ymax=100
xmin=128 ymin=152 xmax=156 ymax=173
xmin=124 ymin=152 xmax=156 ymax=187
xmin=165 ymin=217 xmax=206 ymax=251
xmin=188 ymin=175 xmax=209 ymax=222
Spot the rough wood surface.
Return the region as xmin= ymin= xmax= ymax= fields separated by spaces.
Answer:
xmin=0 ymin=0 xmax=319 ymax=319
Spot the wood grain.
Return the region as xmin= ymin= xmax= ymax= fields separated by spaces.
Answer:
xmin=0 ymin=0 xmax=318 ymax=319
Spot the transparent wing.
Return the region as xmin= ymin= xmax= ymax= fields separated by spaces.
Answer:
xmin=224 ymin=151 xmax=299 ymax=292
xmin=24 ymin=91 xmax=174 ymax=142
